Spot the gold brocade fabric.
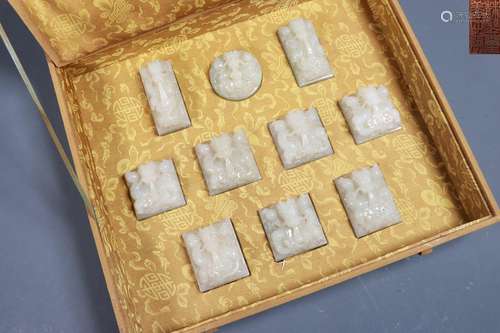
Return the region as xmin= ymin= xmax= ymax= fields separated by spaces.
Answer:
xmin=9 ymin=0 xmax=234 ymax=65
xmin=41 ymin=0 xmax=490 ymax=332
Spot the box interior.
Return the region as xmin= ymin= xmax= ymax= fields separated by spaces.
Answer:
xmin=43 ymin=0 xmax=493 ymax=332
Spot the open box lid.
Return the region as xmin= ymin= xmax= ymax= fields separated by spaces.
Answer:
xmin=8 ymin=0 xmax=233 ymax=66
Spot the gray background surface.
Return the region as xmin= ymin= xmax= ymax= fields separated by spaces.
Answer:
xmin=0 ymin=1 xmax=498 ymax=332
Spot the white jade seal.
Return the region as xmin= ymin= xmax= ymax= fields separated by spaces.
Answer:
xmin=209 ymin=50 xmax=263 ymax=101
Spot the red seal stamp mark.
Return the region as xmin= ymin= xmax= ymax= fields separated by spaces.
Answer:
xmin=470 ymin=0 xmax=500 ymax=54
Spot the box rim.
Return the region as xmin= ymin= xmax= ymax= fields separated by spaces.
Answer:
xmin=386 ymin=0 xmax=499 ymax=216
xmin=47 ymin=61 xmax=131 ymax=333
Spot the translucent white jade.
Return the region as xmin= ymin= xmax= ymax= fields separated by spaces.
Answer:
xmin=125 ymin=160 xmax=185 ymax=220
xmin=209 ymin=50 xmax=262 ymax=101
xmin=269 ymin=107 xmax=333 ymax=169
xmin=183 ymin=219 xmax=250 ymax=292
xmin=140 ymin=60 xmax=191 ymax=135
xmin=339 ymin=85 xmax=402 ymax=144
xmin=195 ymin=129 xmax=261 ymax=195
xmin=335 ymin=164 xmax=401 ymax=238
xmin=259 ymin=194 xmax=327 ymax=261
xmin=278 ymin=18 xmax=334 ymax=87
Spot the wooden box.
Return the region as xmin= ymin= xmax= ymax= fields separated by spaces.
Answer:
xmin=9 ymin=0 xmax=499 ymax=332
